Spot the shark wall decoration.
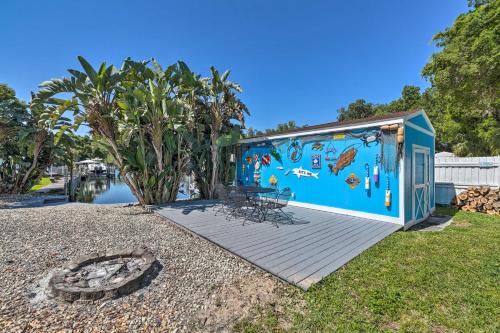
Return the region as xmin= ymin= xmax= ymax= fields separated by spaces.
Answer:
xmin=292 ymin=166 xmax=319 ymax=179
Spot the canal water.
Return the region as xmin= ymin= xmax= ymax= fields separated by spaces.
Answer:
xmin=74 ymin=174 xmax=192 ymax=204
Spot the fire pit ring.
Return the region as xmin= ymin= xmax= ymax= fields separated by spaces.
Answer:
xmin=49 ymin=247 xmax=156 ymax=302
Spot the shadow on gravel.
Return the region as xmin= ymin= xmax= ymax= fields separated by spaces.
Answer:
xmin=123 ymin=259 xmax=164 ymax=299
xmin=1 ymin=200 xmax=69 ymax=210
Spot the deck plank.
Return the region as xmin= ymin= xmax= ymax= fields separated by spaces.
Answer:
xmin=156 ymin=200 xmax=401 ymax=289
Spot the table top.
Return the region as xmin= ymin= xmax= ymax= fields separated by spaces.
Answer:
xmin=238 ymin=186 xmax=276 ymax=194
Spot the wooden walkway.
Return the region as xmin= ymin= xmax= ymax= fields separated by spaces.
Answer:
xmin=156 ymin=200 xmax=401 ymax=289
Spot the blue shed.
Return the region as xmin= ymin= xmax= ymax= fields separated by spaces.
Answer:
xmin=236 ymin=110 xmax=435 ymax=229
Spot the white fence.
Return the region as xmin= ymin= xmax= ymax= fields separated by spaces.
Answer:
xmin=435 ymin=156 xmax=500 ymax=205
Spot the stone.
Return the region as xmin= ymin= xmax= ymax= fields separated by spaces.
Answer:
xmin=49 ymin=247 xmax=156 ymax=302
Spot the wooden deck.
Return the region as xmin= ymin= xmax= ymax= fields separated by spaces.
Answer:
xmin=156 ymin=200 xmax=401 ymax=289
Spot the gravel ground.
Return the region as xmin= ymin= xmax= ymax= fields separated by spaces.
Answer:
xmin=0 ymin=201 xmax=297 ymax=332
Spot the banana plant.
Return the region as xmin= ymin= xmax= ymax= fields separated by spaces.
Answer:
xmin=190 ymin=67 xmax=248 ymax=198
xmin=116 ymin=59 xmax=195 ymax=204
xmin=33 ymin=56 xmax=147 ymax=204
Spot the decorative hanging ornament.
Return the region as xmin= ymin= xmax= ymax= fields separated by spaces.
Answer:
xmin=312 ymin=142 xmax=324 ymax=151
xmin=254 ymin=171 xmax=261 ymax=185
xmin=287 ymin=140 xmax=303 ymax=163
xmin=345 ymin=173 xmax=361 ymax=189
xmin=374 ymin=154 xmax=380 ymax=185
xmin=385 ymin=175 xmax=391 ymax=207
xmin=261 ymin=154 xmax=271 ymax=166
xmin=268 ymin=174 xmax=278 ymax=186
xmin=325 ymin=144 xmax=337 ymax=161
xmin=364 ymin=163 xmax=370 ymax=192
xmin=311 ymin=154 xmax=321 ymax=169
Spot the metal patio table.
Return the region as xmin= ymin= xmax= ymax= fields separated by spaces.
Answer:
xmin=238 ymin=186 xmax=277 ymax=222
xmin=238 ymin=185 xmax=276 ymax=197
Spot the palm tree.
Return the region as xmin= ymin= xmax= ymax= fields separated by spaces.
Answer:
xmin=33 ymin=56 xmax=147 ymax=203
xmin=34 ymin=56 xmax=196 ymax=205
xmin=192 ymin=67 xmax=248 ymax=198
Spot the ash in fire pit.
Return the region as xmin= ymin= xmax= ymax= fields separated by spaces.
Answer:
xmin=49 ymin=247 xmax=156 ymax=302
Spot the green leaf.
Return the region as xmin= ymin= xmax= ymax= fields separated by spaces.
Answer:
xmin=136 ymin=148 xmax=146 ymax=170
xmin=77 ymin=56 xmax=98 ymax=85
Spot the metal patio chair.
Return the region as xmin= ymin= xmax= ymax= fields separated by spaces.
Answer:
xmin=263 ymin=187 xmax=293 ymax=227
xmin=214 ymin=184 xmax=231 ymax=216
xmin=225 ymin=186 xmax=251 ymax=221
xmin=244 ymin=191 xmax=269 ymax=224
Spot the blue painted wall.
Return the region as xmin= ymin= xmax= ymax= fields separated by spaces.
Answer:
xmin=237 ymin=126 xmax=401 ymax=218
xmin=403 ymin=124 xmax=435 ymax=224
xmin=407 ymin=114 xmax=433 ymax=132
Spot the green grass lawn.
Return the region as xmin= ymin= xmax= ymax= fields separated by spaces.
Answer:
xmin=235 ymin=208 xmax=500 ymax=332
xmin=30 ymin=177 xmax=52 ymax=191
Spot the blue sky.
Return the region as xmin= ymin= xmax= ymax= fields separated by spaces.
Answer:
xmin=1 ymin=1 xmax=468 ymax=133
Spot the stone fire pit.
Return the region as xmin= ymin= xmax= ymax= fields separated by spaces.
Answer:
xmin=49 ymin=247 xmax=156 ymax=302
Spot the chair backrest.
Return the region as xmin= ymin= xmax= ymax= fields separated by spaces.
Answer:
xmin=215 ymin=184 xmax=229 ymax=200
xmin=277 ymin=187 xmax=292 ymax=205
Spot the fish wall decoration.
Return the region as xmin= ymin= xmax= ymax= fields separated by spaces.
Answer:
xmin=292 ymin=166 xmax=319 ymax=179
xmin=345 ymin=173 xmax=361 ymax=189
xmin=284 ymin=169 xmax=291 ymax=176
xmin=329 ymin=147 xmax=357 ymax=175
xmin=270 ymin=147 xmax=283 ymax=163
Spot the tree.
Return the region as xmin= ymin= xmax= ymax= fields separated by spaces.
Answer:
xmin=33 ymin=56 xmax=150 ymax=199
xmin=374 ymin=85 xmax=423 ymax=115
xmin=422 ymin=0 xmax=499 ymax=155
xmin=190 ymin=67 xmax=248 ymax=199
xmin=34 ymin=56 xmax=198 ymax=205
xmin=118 ymin=58 xmax=194 ymax=203
xmin=244 ymin=120 xmax=299 ymax=138
xmin=69 ymin=135 xmax=109 ymax=162
xmin=337 ymin=99 xmax=375 ymax=122
xmin=0 ymin=84 xmax=56 ymax=193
